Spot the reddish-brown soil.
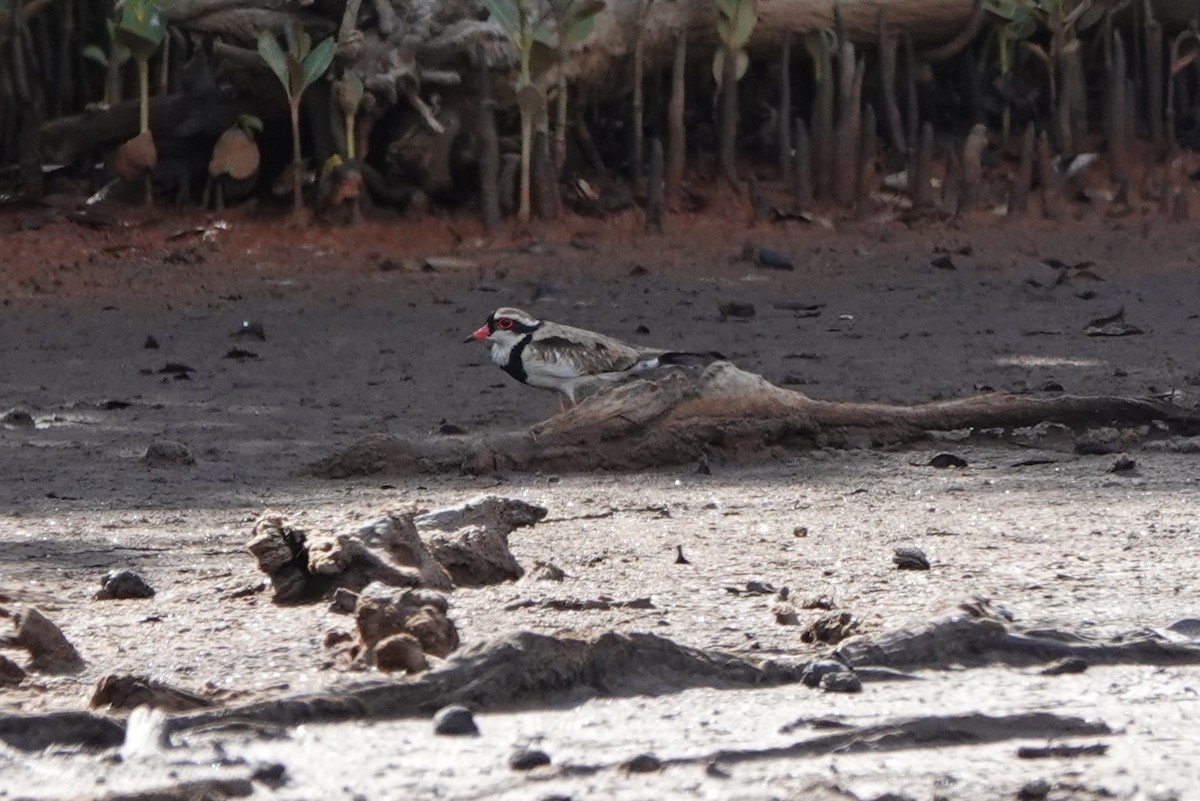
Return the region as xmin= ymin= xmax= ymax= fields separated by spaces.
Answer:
xmin=1 ymin=198 xmax=1199 ymax=800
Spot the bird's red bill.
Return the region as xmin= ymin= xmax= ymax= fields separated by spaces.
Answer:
xmin=470 ymin=324 xmax=490 ymax=341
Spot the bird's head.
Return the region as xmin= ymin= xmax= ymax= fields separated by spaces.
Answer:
xmin=465 ymin=307 xmax=542 ymax=346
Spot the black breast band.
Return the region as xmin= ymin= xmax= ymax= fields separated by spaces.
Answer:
xmin=503 ymin=333 xmax=533 ymax=383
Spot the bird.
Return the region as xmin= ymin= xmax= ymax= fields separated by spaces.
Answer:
xmin=466 ymin=307 xmax=724 ymax=408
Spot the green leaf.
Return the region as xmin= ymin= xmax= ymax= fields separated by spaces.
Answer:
xmin=301 ymin=37 xmax=336 ymax=91
xmin=561 ymin=13 xmax=595 ymax=47
xmin=82 ymin=44 xmax=109 ymax=67
xmin=237 ymin=113 xmax=264 ymax=134
xmin=482 ymin=0 xmax=520 ymax=36
xmin=116 ymin=0 xmax=165 ymax=57
xmin=257 ymin=31 xmax=291 ymax=94
xmin=533 ymin=19 xmax=556 ymax=47
xmin=729 ymin=0 xmax=756 ymax=48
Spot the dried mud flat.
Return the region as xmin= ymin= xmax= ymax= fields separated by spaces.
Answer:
xmin=1 ymin=204 xmax=1200 ymax=801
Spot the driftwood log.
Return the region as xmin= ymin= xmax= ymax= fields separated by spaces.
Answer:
xmin=309 ymin=362 xmax=1200 ymax=477
xmin=2 ymin=600 xmax=1197 ymax=761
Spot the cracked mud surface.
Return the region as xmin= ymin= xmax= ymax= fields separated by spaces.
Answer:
xmin=1 ymin=206 xmax=1199 ymax=800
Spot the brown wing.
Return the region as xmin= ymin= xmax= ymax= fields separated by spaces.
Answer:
xmin=526 ymin=324 xmax=663 ymax=378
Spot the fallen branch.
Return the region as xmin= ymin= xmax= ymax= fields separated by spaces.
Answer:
xmin=308 ymin=363 xmax=1200 ymax=477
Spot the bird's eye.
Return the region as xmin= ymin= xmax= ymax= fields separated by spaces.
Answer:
xmin=496 ymin=318 xmax=514 ymax=330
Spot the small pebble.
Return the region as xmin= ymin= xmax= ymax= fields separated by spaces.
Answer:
xmin=433 ymin=705 xmax=479 ymax=736
xmin=754 ymin=247 xmax=794 ymax=271
xmin=142 ymin=440 xmax=195 ymax=468
xmin=893 ymin=546 xmax=931 ymax=571
xmin=95 ymin=570 xmax=155 ymax=600
xmin=619 ymin=753 xmax=662 ymax=774
xmin=1110 ymin=454 xmax=1137 ymax=473
xmin=928 ymin=452 xmax=968 ymax=468
xmin=233 ymin=320 xmax=267 ymax=341
xmin=143 ymin=335 xmax=159 ymax=350
xmin=717 ymin=301 xmax=756 ymax=320
xmin=1017 ymin=779 xmax=1051 ymax=800
xmin=819 ymin=671 xmax=863 ymax=693
xmin=2 ymin=408 xmax=34 ymax=428
xmin=250 ymin=761 xmax=287 ymax=786
xmin=508 ymin=747 xmax=551 ymax=771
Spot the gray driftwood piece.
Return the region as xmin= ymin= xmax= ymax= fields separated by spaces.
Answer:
xmin=308 ymin=363 xmax=1200 ymax=477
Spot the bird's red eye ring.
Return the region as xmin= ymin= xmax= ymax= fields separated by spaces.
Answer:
xmin=496 ymin=318 xmax=514 ymax=330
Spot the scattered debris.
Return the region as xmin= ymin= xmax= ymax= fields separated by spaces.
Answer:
xmin=246 ymin=510 xmax=455 ymax=603
xmin=433 ymin=705 xmax=479 ymax=736
xmin=355 ymin=582 xmax=459 ymax=661
xmin=893 ymin=546 xmax=931 ymax=571
xmin=1110 ymin=454 xmax=1137 ymax=473
xmin=224 ymin=347 xmax=259 ymax=361
xmin=250 ymin=761 xmax=288 ymax=787
xmin=800 ymin=660 xmax=852 ymax=688
xmin=415 ymin=496 xmax=547 ymax=586
xmin=95 ymin=569 xmax=156 ymax=600
xmin=143 ymin=335 xmax=159 ymax=349
xmin=5 ymin=608 xmax=84 ymax=672
xmin=156 ymin=362 xmax=196 ymax=377
xmin=801 ymin=612 xmax=859 ymax=645
xmin=504 ymin=597 xmax=654 ymax=612
xmin=375 ymin=633 xmax=430 ymax=674
xmin=1040 ymin=657 xmax=1088 ymax=676
xmin=717 ymin=301 xmax=756 ymax=320
xmin=674 ymin=545 xmax=690 ymax=565
xmin=725 ymin=580 xmax=778 ymax=596
xmin=529 ymin=561 xmax=566 ymax=582
xmin=1016 ymin=743 xmax=1109 ymax=759
xmin=772 ymin=599 xmax=799 ymax=625
xmin=0 ymin=655 xmax=26 ymax=685
xmin=120 ymin=706 xmax=170 ymax=760
xmin=931 ymin=255 xmax=957 ymax=270
xmin=1085 ymin=307 xmax=1143 ymax=337
xmin=91 ymin=674 xmax=212 ymax=712
xmin=801 ymin=595 xmax=835 ymax=610
xmin=142 ymin=440 xmax=195 ymax=468
xmin=819 ymin=670 xmax=863 ymax=693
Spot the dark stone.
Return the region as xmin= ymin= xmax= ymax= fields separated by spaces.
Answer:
xmin=95 ymin=570 xmax=155 ymax=600
xmin=620 ymin=753 xmax=662 ymax=773
xmin=819 ymin=670 xmax=863 ymax=693
xmin=892 ymin=546 xmax=931 ymax=571
xmin=800 ymin=660 xmax=849 ymax=688
xmin=433 ymin=705 xmax=478 ymax=736
xmin=509 ymin=747 xmax=551 ymax=771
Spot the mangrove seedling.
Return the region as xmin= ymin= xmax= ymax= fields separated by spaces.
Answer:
xmin=81 ymin=19 xmax=130 ymax=109
xmin=113 ymin=0 xmax=166 ymax=204
xmin=257 ymin=24 xmax=336 ymax=221
xmin=714 ymin=0 xmax=756 ymax=188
